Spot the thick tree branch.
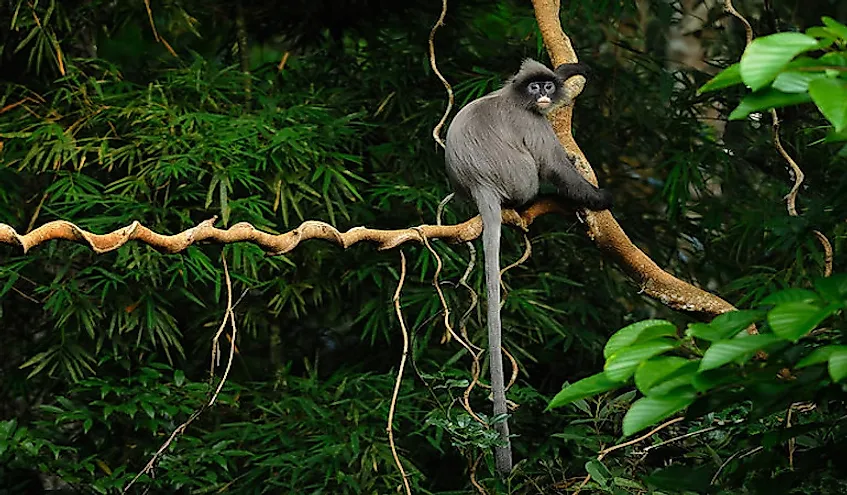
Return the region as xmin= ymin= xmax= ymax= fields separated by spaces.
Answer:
xmin=531 ymin=0 xmax=737 ymax=318
xmin=0 ymin=200 xmax=565 ymax=255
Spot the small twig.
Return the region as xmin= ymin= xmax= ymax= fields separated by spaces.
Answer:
xmin=124 ymin=254 xmax=239 ymax=492
xmin=723 ymin=0 xmax=752 ymax=45
xmin=711 ymin=446 xmax=763 ymax=484
xmin=209 ymin=256 xmax=238 ymax=407
xmin=571 ymin=474 xmax=592 ymax=495
xmin=388 ymin=250 xmax=413 ymax=495
xmin=597 ymin=417 xmax=685 ymax=459
xmin=499 ymin=233 xmax=532 ymax=306
xmin=771 ymin=110 xmax=805 ymax=218
xmin=574 ymin=417 xmax=687 ymax=494
xmin=417 ymin=228 xmax=484 ymax=424
xmin=143 ymin=0 xmax=160 ymax=42
xmin=428 ymin=0 xmax=454 ymax=149
xmin=458 ymin=242 xmax=480 ymax=349
xmin=813 ymin=230 xmax=834 ymax=276
xmin=637 ymin=425 xmax=719 ymax=454
xmin=26 ymin=192 xmax=49 ymax=234
xmin=436 ymin=193 xmax=455 ymax=225
xmin=469 ymin=454 xmax=488 ymax=495
xmin=786 ymin=404 xmax=796 ymax=471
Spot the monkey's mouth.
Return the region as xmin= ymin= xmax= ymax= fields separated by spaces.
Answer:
xmin=536 ymin=96 xmax=552 ymax=109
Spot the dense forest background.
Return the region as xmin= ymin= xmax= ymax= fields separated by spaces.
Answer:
xmin=1 ymin=0 xmax=846 ymax=493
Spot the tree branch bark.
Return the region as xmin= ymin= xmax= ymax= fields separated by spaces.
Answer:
xmin=0 ymin=199 xmax=565 ymax=255
xmin=531 ymin=0 xmax=738 ymax=319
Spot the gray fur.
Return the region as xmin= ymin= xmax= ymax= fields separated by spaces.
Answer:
xmin=444 ymin=59 xmax=611 ymax=475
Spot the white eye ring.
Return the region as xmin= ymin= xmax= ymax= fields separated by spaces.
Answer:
xmin=528 ymin=82 xmax=540 ymax=92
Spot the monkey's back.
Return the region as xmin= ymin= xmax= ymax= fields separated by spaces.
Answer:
xmin=445 ymin=91 xmax=540 ymax=207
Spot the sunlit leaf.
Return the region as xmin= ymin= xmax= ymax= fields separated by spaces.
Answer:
xmin=603 ymin=320 xmax=677 ymax=359
xmin=686 ymin=310 xmax=763 ymax=341
xmin=605 ymin=340 xmax=678 ymax=382
xmin=622 ymin=388 xmax=696 ymax=436
xmin=547 ymin=373 xmax=621 ymax=410
xmin=698 ymin=63 xmax=742 ymax=93
xmin=635 ymin=358 xmax=698 ymax=396
xmin=828 ymin=349 xmax=847 ymax=382
xmin=729 ymin=88 xmax=813 ymax=120
xmin=808 ymin=78 xmax=847 ymax=132
xmin=759 ymin=288 xmax=821 ymax=306
xmin=767 ymin=302 xmax=838 ymax=342
xmin=796 ymin=345 xmax=847 ymax=368
xmin=772 ymin=71 xmax=826 ymax=93
xmin=822 ymin=16 xmax=847 ymax=41
xmin=585 ymin=459 xmax=612 ymax=486
xmin=740 ymin=33 xmax=821 ymax=91
xmin=699 ymin=334 xmax=781 ymax=371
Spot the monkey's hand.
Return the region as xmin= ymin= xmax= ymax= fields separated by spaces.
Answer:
xmin=593 ymin=188 xmax=613 ymax=211
xmin=554 ymin=62 xmax=592 ymax=82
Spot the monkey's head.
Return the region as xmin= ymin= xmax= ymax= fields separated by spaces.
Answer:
xmin=509 ymin=59 xmax=590 ymax=115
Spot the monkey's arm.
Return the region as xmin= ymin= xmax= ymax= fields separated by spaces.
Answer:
xmin=535 ymin=132 xmax=612 ymax=211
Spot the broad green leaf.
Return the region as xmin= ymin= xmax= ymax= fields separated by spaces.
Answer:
xmin=622 ymin=387 xmax=696 ymax=436
xmin=760 ymin=288 xmax=821 ymax=306
xmin=634 ymin=357 xmax=694 ymax=395
xmin=822 ymin=16 xmax=847 ymax=41
xmin=796 ymin=345 xmax=847 ymax=368
xmin=686 ymin=310 xmax=763 ymax=341
xmin=808 ymin=78 xmax=847 ymax=132
xmin=729 ymin=88 xmax=812 ymax=120
xmin=585 ymin=459 xmax=612 ymax=486
xmin=813 ymin=274 xmax=847 ymax=304
xmin=828 ymin=349 xmax=847 ymax=382
xmin=740 ymin=33 xmax=821 ymax=91
xmin=604 ymin=319 xmax=677 ymax=359
xmin=634 ymin=357 xmax=689 ymax=392
xmin=806 ymin=26 xmax=837 ymax=44
xmin=820 ymin=52 xmax=847 ymax=68
xmin=767 ymin=302 xmax=838 ymax=341
xmin=699 ymin=334 xmax=781 ymax=371
xmin=547 ymin=373 xmax=621 ymax=410
xmin=698 ymin=63 xmax=741 ymax=93
xmin=773 ymin=71 xmax=826 ymax=93
xmin=174 ymin=370 xmax=186 ymax=387
xmin=605 ymin=340 xmax=678 ymax=382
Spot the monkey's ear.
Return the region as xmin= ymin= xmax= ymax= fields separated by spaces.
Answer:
xmin=554 ymin=62 xmax=591 ymax=81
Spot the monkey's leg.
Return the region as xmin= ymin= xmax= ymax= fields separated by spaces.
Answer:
xmin=542 ymin=160 xmax=612 ymax=211
xmin=476 ymin=192 xmax=514 ymax=475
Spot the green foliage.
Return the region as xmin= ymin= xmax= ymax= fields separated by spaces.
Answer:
xmin=549 ymin=275 xmax=847 ymax=436
xmin=700 ymin=17 xmax=847 ymax=139
xmin=1 ymin=0 xmax=846 ymax=493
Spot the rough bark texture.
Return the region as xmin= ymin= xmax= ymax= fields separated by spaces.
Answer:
xmin=0 ymin=199 xmax=564 ymax=255
xmin=531 ymin=0 xmax=738 ymax=319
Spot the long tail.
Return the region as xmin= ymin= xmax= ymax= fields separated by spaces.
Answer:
xmin=478 ymin=197 xmax=513 ymax=475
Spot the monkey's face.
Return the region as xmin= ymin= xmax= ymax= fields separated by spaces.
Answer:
xmin=527 ymin=80 xmax=558 ymax=113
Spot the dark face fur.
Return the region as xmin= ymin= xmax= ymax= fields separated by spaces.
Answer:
xmin=525 ymin=79 xmax=559 ymax=112
xmin=508 ymin=60 xmax=565 ymax=114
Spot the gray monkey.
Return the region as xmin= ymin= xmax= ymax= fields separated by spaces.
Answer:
xmin=444 ymin=59 xmax=612 ymax=475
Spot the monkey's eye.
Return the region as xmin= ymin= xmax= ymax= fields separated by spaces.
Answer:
xmin=528 ymin=82 xmax=540 ymax=93
xmin=544 ymin=82 xmax=556 ymax=93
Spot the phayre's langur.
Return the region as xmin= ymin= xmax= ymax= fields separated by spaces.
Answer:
xmin=445 ymin=59 xmax=612 ymax=474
